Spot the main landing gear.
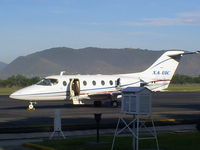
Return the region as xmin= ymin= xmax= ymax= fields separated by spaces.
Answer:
xmin=27 ymin=102 xmax=37 ymax=110
xmin=110 ymin=94 xmax=120 ymax=107
xmin=111 ymin=100 xmax=118 ymax=107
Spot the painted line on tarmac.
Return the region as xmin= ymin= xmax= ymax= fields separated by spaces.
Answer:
xmin=158 ymin=119 xmax=176 ymax=122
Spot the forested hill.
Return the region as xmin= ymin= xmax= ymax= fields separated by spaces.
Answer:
xmin=0 ymin=61 xmax=7 ymax=70
xmin=0 ymin=47 xmax=200 ymax=79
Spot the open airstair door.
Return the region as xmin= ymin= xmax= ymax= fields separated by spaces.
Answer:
xmin=69 ymin=78 xmax=80 ymax=97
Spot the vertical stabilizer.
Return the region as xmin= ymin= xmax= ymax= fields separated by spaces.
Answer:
xmin=140 ymin=51 xmax=184 ymax=91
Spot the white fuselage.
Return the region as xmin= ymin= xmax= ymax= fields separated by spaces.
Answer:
xmin=10 ymin=74 xmax=142 ymax=101
xmin=10 ymin=50 xmax=187 ymax=104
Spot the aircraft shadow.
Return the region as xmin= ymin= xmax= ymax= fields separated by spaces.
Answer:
xmin=153 ymin=103 xmax=200 ymax=111
xmin=0 ymin=103 xmax=114 ymax=110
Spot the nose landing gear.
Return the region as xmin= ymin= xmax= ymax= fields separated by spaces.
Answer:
xmin=27 ymin=102 xmax=37 ymax=110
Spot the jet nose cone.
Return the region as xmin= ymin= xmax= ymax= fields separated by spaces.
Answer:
xmin=9 ymin=88 xmax=28 ymax=100
xmin=9 ymin=91 xmax=20 ymax=99
xmin=9 ymin=93 xmax=14 ymax=99
xmin=9 ymin=85 xmax=39 ymax=100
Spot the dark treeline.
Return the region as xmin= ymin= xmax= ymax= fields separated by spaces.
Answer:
xmin=171 ymin=74 xmax=200 ymax=84
xmin=0 ymin=75 xmax=40 ymax=87
xmin=0 ymin=74 xmax=200 ymax=88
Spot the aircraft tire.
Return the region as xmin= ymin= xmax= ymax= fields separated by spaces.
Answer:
xmin=111 ymin=100 xmax=118 ymax=107
xmin=196 ymin=120 xmax=200 ymax=131
xmin=27 ymin=102 xmax=37 ymax=110
xmin=28 ymin=104 xmax=34 ymax=110
xmin=94 ymin=101 xmax=102 ymax=107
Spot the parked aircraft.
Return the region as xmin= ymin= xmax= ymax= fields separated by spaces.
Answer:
xmin=10 ymin=50 xmax=199 ymax=110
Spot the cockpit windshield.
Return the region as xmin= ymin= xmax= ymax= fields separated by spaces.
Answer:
xmin=36 ymin=78 xmax=58 ymax=86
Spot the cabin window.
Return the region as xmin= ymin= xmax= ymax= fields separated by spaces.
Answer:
xmin=109 ymin=80 xmax=113 ymax=85
xmin=101 ymin=80 xmax=105 ymax=86
xmin=63 ymin=81 xmax=67 ymax=86
xmin=37 ymin=78 xmax=58 ymax=86
xmin=92 ymin=80 xmax=96 ymax=86
xmin=83 ymin=81 xmax=87 ymax=86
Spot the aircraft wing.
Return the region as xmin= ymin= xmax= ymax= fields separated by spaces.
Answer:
xmin=88 ymin=91 xmax=121 ymax=100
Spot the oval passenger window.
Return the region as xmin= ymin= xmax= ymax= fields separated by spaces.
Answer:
xmin=63 ymin=81 xmax=67 ymax=86
xmin=101 ymin=80 xmax=105 ymax=85
xmin=83 ymin=81 xmax=87 ymax=86
xmin=92 ymin=81 xmax=96 ymax=86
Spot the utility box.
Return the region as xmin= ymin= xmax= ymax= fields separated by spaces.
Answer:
xmin=121 ymin=87 xmax=152 ymax=115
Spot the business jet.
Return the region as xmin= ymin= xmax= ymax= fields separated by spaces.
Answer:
xmin=10 ymin=50 xmax=199 ymax=110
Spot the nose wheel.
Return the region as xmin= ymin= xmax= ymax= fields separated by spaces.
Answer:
xmin=27 ymin=102 xmax=36 ymax=110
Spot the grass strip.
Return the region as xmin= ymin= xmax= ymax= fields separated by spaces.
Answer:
xmin=1 ymin=84 xmax=200 ymax=95
xmin=167 ymin=84 xmax=200 ymax=92
xmin=28 ymin=132 xmax=200 ymax=150
xmin=0 ymin=86 xmax=22 ymax=95
xmin=23 ymin=143 xmax=55 ymax=150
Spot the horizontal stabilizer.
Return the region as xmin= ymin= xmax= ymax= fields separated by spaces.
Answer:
xmin=182 ymin=50 xmax=200 ymax=55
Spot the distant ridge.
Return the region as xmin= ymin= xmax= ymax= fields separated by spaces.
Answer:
xmin=0 ymin=61 xmax=7 ymax=71
xmin=0 ymin=47 xmax=199 ymax=79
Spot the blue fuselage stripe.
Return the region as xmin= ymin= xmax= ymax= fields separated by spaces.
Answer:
xmin=150 ymin=58 xmax=171 ymax=69
xmin=13 ymin=80 xmax=141 ymax=97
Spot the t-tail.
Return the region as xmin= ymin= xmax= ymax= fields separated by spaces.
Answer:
xmin=139 ymin=50 xmax=185 ymax=91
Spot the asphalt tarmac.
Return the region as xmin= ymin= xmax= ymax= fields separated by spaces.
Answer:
xmin=0 ymin=92 xmax=200 ymax=128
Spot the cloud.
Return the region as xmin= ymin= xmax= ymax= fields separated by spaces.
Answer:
xmin=123 ymin=12 xmax=200 ymax=26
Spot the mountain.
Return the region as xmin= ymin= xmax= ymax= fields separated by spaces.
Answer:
xmin=0 ymin=47 xmax=199 ymax=79
xmin=0 ymin=61 xmax=7 ymax=70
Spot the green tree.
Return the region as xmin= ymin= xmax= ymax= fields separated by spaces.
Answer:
xmin=0 ymin=75 xmax=40 ymax=87
xmin=171 ymin=74 xmax=200 ymax=84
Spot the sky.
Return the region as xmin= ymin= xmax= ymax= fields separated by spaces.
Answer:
xmin=1 ymin=0 xmax=200 ymax=63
